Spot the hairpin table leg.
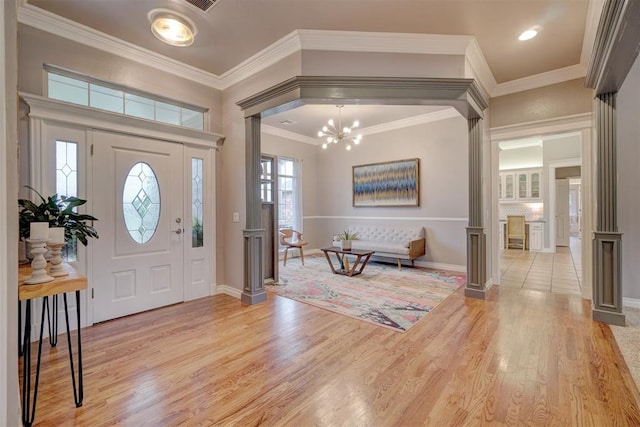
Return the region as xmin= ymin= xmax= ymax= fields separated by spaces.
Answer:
xmin=63 ymin=291 xmax=84 ymax=407
xmin=21 ymin=296 xmax=48 ymax=427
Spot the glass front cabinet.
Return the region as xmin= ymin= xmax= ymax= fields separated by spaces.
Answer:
xmin=499 ymin=169 xmax=542 ymax=201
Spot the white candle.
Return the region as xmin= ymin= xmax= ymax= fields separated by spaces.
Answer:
xmin=30 ymin=222 xmax=49 ymax=241
xmin=49 ymin=227 xmax=66 ymax=244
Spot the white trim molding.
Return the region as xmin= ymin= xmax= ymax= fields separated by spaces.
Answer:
xmin=492 ymin=64 xmax=588 ymax=97
xmin=261 ymin=124 xmax=317 ymax=145
xmin=490 ymin=113 xmax=593 ymax=142
xmin=623 ymin=298 xmax=640 ymax=310
xmin=215 ymin=284 xmax=242 ymax=299
xmin=20 ymin=93 xmax=225 ymax=149
xmin=18 ymin=3 xmax=220 ymax=88
xmin=263 ymin=107 xmax=462 ymax=146
xmin=18 ymin=2 xmax=603 ymax=97
xmin=305 ymin=215 xmax=469 ymax=222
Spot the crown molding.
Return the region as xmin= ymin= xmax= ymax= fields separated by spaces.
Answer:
xmin=361 ymin=108 xmax=460 ymax=136
xmin=581 ymin=0 xmax=606 ymax=67
xmin=218 ymin=30 xmax=302 ymax=89
xmin=261 ymin=124 xmax=317 ymax=145
xmin=492 ymin=64 xmax=587 ymax=97
xmin=17 ymin=3 xmax=221 ymax=89
xmin=585 ymin=0 xmax=640 ymax=93
xmin=263 ymin=107 xmax=461 ymax=146
xmin=465 ymin=38 xmax=496 ymax=99
xmin=18 ymin=3 xmax=597 ymax=98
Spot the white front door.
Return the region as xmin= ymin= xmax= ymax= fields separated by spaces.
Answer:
xmin=92 ymin=131 xmax=184 ymax=322
xmin=555 ymin=178 xmax=570 ymax=247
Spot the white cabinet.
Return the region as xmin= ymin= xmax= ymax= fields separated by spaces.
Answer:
xmin=529 ymin=222 xmax=544 ymax=251
xmin=499 ymin=169 xmax=542 ymax=201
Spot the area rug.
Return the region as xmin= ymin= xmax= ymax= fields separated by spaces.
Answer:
xmin=267 ymin=254 xmax=466 ymax=332
xmin=610 ymin=306 xmax=640 ymax=391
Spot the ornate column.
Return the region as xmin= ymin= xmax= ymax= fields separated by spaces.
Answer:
xmin=592 ymin=93 xmax=624 ymax=325
xmin=241 ymin=115 xmax=267 ymax=305
xmin=465 ymin=117 xmax=487 ymax=299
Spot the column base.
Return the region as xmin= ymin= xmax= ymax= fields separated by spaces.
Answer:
xmin=241 ymin=291 xmax=267 ymax=305
xmin=592 ymin=308 xmax=625 ymax=326
xmin=464 ymin=287 xmax=486 ymax=300
xmin=465 ymin=226 xmax=487 ymax=300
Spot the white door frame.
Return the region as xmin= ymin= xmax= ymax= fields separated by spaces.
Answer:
xmin=548 ymin=158 xmax=581 ymax=250
xmin=489 ymin=113 xmax=593 ymax=300
xmin=20 ymin=93 xmax=222 ymax=328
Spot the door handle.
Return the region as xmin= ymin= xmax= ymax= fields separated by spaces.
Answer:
xmin=173 ymin=228 xmax=183 ymax=235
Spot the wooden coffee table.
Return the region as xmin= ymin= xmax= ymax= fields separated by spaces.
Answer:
xmin=321 ymin=247 xmax=375 ymax=277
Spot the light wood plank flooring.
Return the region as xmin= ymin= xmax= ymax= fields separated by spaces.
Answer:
xmin=23 ymin=282 xmax=640 ymax=426
xmin=500 ymin=237 xmax=582 ymax=296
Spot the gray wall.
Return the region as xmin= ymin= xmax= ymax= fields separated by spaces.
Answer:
xmin=618 ymin=54 xmax=640 ymax=300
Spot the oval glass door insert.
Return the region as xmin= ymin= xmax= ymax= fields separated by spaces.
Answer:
xmin=122 ymin=162 xmax=161 ymax=244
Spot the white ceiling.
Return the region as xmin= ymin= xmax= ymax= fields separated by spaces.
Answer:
xmin=22 ymin=0 xmax=601 ymax=140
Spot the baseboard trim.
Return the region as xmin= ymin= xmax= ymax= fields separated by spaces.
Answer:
xmin=623 ymin=297 xmax=640 ymax=309
xmin=215 ymin=284 xmax=241 ymax=299
xmin=415 ymin=260 xmax=466 ymax=272
xmin=302 ymin=248 xmax=465 ymax=272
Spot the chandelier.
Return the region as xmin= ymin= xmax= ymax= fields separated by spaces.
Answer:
xmin=317 ymin=105 xmax=363 ymax=150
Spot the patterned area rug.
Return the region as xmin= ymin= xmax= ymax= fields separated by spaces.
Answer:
xmin=267 ymin=254 xmax=466 ymax=332
xmin=610 ymin=306 xmax=640 ymax=391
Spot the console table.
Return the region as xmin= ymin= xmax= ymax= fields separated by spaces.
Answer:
xmin=19 ymin=263 xmax=86 ymax=427
xmin=321 ymin=247 xmax=375 ymax=277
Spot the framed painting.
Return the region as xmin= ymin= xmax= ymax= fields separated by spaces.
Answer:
xmin=352 ymin=158 xmax=420 ymax=207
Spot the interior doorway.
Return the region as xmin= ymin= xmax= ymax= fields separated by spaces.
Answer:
xmin=494 ymin=131 xmax=586 ymax=296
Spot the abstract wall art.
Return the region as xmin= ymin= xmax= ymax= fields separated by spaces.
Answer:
xmin=352 ymin=158 xmax=420 ymax=207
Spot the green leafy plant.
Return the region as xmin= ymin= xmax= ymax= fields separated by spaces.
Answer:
xmin=338 ymin=230 xmax=358 ymax=241
xmin=18 ymin=186 xmax=99 ymax=246
xmin=192 ymin=217 xmax=203 ymax=248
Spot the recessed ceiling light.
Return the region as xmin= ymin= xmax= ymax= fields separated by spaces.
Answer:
xmin=148 ymin=9 xmax=196 ymax=47
xmin=518 ymin=29 xmax=538 ymax=41
xmin=280 ymin=120 xmax=296 ymax=125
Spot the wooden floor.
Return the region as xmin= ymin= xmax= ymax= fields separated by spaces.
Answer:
xmin=23 ymin=285 xmax=640 ymax=426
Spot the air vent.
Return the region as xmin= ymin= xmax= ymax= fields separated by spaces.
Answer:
xmin=184 ymin=0 xmax=218 ymax=12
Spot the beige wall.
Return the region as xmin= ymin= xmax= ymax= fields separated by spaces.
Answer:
xmin=218 ymin=53 xmax=302 ymax=291
xmin=301 ymin=51 xmax=465 ymax=78
xmin=262 ymin=115 xmax=470 ymax=268
xmin=17 ymin=25 xmax=222 ymax=133
xmin=312 ymin=115 xmax=469 ymax=267
xmin=261 ymin=134 xmax=319 ymax=244
xmin=2 ymin=1 xmax=19 ymax=424
xmin=490 ymin=79 xmax=594 ymax=128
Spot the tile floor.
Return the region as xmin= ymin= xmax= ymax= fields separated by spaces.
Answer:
xmin=499 ymin=236 xmax=582 ymax=296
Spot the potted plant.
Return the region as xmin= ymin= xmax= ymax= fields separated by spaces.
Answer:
xmin=18 ymin=186 xmax=99 ymax=249
xmin=337 ymin=230 xmax=358 ymax=251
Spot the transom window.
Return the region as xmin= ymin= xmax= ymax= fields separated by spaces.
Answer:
xmin=46 ymin=65 xmax=207 ymax=131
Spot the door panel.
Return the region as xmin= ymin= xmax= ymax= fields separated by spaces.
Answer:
xmin=555 ymin=178 xmax=570 ymax=247
xmin=92 ymin=131 xmax=184 ymax=323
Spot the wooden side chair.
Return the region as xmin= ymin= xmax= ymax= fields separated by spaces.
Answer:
xmin=279 ymin=228 xmax=308 ymax=266
xmin=507 ymin=215 xmax=526 ymax=251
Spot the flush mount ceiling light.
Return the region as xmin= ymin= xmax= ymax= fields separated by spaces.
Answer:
xmin=317 ymin=105 xmax=363 ymax=151
xmin=518 ymin=28 xmax=539 ymax=41
xmin=148 ymin=9 xmax=196 ymax=47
